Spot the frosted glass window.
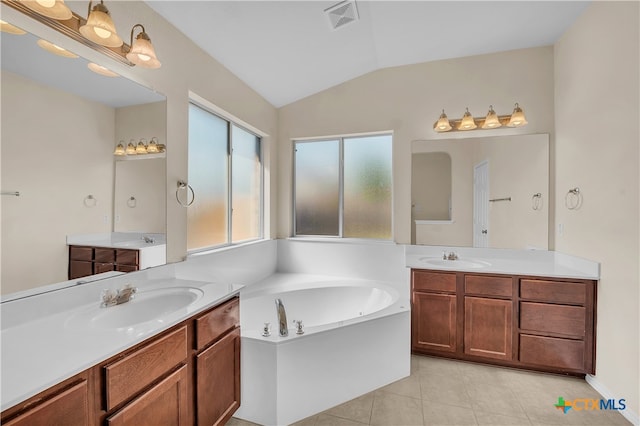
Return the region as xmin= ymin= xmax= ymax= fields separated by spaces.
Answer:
xmin=231 ymin=125 xmax=261 ymax=242
xmin=187 ymin=102 xmax=262 ymax=251
xmin=294 ymin=140 xmax=340 ymax=236
xmin=293 ymin=134 xmax=392 ymax=239
xmin=187 ymin=104 xmax=229 ymax=250
xmin=344 ymin=135 xmax=392 ymax=239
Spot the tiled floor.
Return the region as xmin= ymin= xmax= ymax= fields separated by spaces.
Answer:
xmin=227 ymin=355 xmax=631 ymax=426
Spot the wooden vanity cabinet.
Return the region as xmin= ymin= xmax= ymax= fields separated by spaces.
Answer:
xmin=411 ymin=270 xmax=458 ymax=354
xmin=411 ymin=269 xmax=597 ymax=375
xmin=0 ymin=371 xmax=95 ymax=426
xmin=195 ymin=297 xmax=241 ymax=426
xmin=463 ymin=275 xmax=514 ymax=361
xmin=1 ymin=296 xmax=241 ymax=426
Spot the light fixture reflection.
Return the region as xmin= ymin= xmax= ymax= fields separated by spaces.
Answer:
xmin=125 ymin=140 xmax=137 ymax=155
xmin=482 ymin=105 xmax=502 ymax=129
xmin=87 ymin=62 xmax=119 ymax=77
xmin=18 ymin=0 xmax=72 ymax=20
xmin=126 ymin=24 xmax=161 ymax=69
xmin=135 ymin=139 xmax=148 ymax=154
xmin=37 ymin=39 xmax=78 ymax=58
xmin=79 ymin=0 xmax=123 ymax=48
xmin=114 ymin=141 xmax=126 ymax=156
xmin=146 ymin=137 xmax=159 ymax=153
xmin=0 ymin=20 xmax=27 ymax=35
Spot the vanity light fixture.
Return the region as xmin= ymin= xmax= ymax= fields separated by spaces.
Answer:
xmin=481 ymin=105 xmax=502 ymax=129
xmin=36 ymin=38 xmax=78 ymax=58
xmin=79 ymin=0 xmax=123 ymax=48
xmin=458 ymin=108 xmax=477 ymax=130
xmin=125 ymin=24 xmax=161 ymax=69
xmin=87 ymin=62 xmax=119 ymax=77
xmin=0 ymin=19 xmax=26 ymax=34
xmin=3 ymin=0 xmax=162 ymax=70
xmin=433 ymin=103 xmax=528 ymax=133
xmin=434 ymin=110 xmax=452 ymax=132
xmin=18 ymin=0 xmax=71 ymax=20
xmin=507 ymin=103 xmax=528 ymax=127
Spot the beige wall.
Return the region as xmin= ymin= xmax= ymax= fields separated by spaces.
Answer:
xmin=412 ymin=152 xmax=451 ymax=221
xmin=1 ymin=71 xmax=114 ymax=293
xmin=114 ymin=101 xmax=167 ymax=233
xmin=554 ymin=1 xmax=639 ymax=416
xmin=278 ymin=46 xmax=555 ymax=243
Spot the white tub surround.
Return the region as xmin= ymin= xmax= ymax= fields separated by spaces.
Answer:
xmin=0 ymin=270 xmax=241 ymax=412
xmin=235 ymin=273 xmax=410 ymax=425
xmin=67 ymin=232 xmax=167 ymax=269
xmin=405 ymin=245 xmax=599 ymax=279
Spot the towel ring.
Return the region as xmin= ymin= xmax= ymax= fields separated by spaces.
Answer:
xmin=532 ymin=193 xmax=543 ymax=211
xmin=84 ymin=194 xmax=97 ymax=208
xmin=176 ymin=181 xmax=195 ymax=207
xmin=565 ymin=187 xmax=582 ymax=210
xmin=127 ymin=196 xmax=137 ymax=208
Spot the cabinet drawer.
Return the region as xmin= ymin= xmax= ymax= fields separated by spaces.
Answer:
xmin=116 ymin=249 xmax=138 ymax=266
xmin=69 ymin=261 xmax=93 ymax=280
xmin=520 ymin=279 xmax=587 ymax=305
xmin=69 ymin=246 xmax=92 ymax=261
xmin=465 ymin=275 xmax=512 ymax=297
xmin=104 ymin=326 xmax=188 ymax=410
xmin=196 ymin=297 xmax=240 ymax=350
xmin=412 ymin=270 xmax=456 ymax=293
xmin=520 ymin=302 xmax=585 ymax=338
xmin=95 ymin=262 xmax=115 ymax=274
xmin=519 ymin=334 xmax=585 ymax=371
xmin=116 ymin=265 xmax=138 ymax=273
xmin=95 ymin=248 xmax=115 ymax=263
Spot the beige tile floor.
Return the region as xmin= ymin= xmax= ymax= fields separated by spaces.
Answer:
xmin=227 ymin=355 xmax=631 ymax=426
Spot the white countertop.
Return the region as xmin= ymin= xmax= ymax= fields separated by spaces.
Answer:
xmin=0 ymin=274 xmax=241 ymax=411
xmin=405 ymin=245 xmax=599 ymax=280
xmin=67 ymin=232 xmax=166 ymax=250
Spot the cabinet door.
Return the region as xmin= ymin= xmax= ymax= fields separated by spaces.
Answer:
xmin=196 ymin=328 xmax=241 ymax=426
xmin=464 ymin=297 xmax=512 ymax=360
xmin=412 ymin=292 xmax=457 ymax=353
xmin=4 ymin=380 xmax=89 ymax=426
xmin=106 ymin=365 xmax=189 ymax=426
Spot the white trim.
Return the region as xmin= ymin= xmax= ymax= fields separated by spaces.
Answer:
xmin=415 ymin=220 xmax=455 ymax=225
xmin=292 ymin=129 xmax=393 ymax=142
xmin=586 ymin=374 xmax=639 ymax=425
xmin=188 ymin=91 xmax=269 ymax=137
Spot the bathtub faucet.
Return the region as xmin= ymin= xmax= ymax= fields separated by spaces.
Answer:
xmin=275 ymin=298 xmax=288 ymax=337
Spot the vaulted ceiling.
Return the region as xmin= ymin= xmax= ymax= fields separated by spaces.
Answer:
xmin=147 ymin=1 xmax=590 ymax=107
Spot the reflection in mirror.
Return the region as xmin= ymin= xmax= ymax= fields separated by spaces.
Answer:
xmin=411 ymin=134 xmax=549 ymax=250
xmin=1 ymin=27 xmax=166 ymax=296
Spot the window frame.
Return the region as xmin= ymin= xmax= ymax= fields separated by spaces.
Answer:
xmin=187 ymin=100 xmax=264 ymax=254
xmin=292 ymin=132 xmax=393 ymax=240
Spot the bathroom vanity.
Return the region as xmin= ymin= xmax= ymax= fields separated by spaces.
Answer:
xmin=406 ymin=246 xmax=599 ymax=376
xmin=0 ymin=277 xmax=241 ymax=426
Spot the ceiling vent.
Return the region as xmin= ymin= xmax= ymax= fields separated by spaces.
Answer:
xmin=325 ymin=0 xmax=359 ymax=31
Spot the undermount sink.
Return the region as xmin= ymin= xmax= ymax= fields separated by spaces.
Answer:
xmin=418 ymin=257 xmax=491 ymax=269
xmin=67 ymin=287 xmax=204 ymax=329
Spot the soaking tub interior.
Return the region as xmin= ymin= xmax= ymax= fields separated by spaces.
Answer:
xmin=234 ymin=273 xmax=411 ymax=425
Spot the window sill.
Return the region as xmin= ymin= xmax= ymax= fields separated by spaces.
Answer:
xmin=187 ymin=238 xmax=270 ymax=258
xmin=287 ymin=236 xmax=395 ymax=245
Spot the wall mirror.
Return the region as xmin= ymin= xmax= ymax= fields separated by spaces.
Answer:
xmin=1 ymin=25 xmax=167 ymax=296
xmin=411 ymin=134 xmax=549 ymax=250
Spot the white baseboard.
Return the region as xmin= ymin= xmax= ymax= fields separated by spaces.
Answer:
xmin=586 ymin=374 xmax=639 ymax=425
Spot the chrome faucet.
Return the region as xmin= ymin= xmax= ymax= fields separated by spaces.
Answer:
xmin=143 ymin=235 xmax=155 ymax=244
xmin=275 ymin=298 xmax=288 ymax=337
xmin=101 ymin=284 xmax=137 ymax=307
